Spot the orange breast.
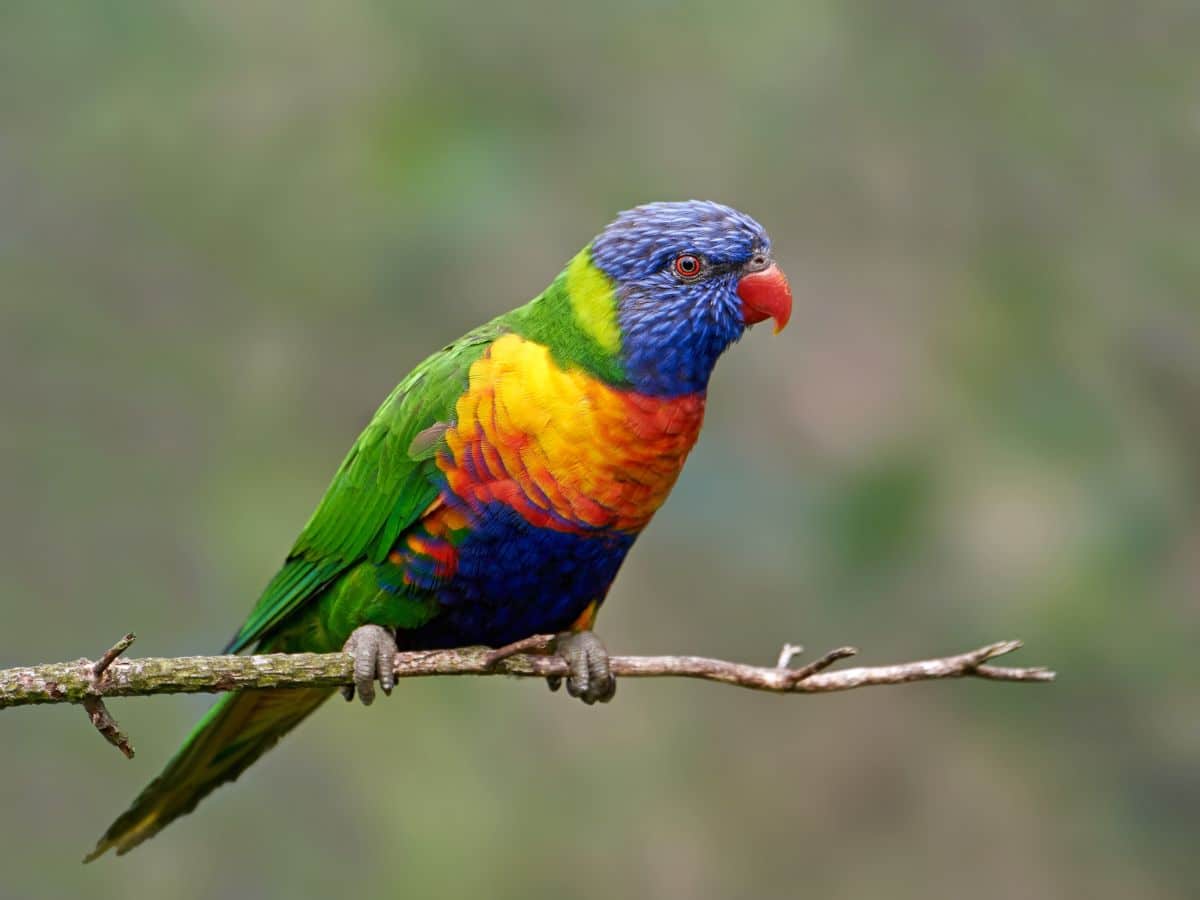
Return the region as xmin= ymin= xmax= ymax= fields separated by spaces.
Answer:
xmin=437 ymin=334 xmax=706 ymax=534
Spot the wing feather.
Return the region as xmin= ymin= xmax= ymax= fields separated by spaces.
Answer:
xmin=223 ymin=324 xmax=501 ymax=652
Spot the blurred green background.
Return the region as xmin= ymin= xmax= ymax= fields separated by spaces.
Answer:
xmin=2 ymin=2 xmax=1197 ymax=898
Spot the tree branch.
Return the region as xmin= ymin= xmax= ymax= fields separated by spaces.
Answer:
xmin=0 ymin=635 xmax=1054 ymax=756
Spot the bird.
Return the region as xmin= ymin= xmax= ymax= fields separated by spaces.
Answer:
xmin=85 ymin=200 xmax=792 ymax=860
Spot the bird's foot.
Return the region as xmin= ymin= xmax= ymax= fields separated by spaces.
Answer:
xmin=341 ymin=624 xmax=397 ymax=706
xmin=547 ymin=630 xmax=616 ymax=705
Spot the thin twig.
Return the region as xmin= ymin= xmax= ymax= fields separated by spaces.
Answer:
xmin=786 ymin=646 xmax=858 ymax=684
xmin=80 ymin=634 xmax=138 ymax=758
xmin=483 ymin=633 xmax=557 ymax=667
xmin=92 ymin=633 xmax=136 ymax=679
xmin=775 ymin=643 xmax=805 ymax=669
xmin=81 ymin=697 xmax=135 ymax=759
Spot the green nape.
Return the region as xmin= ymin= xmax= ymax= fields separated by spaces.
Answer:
xmin=508 ymin=248 xmax=629 ymax=387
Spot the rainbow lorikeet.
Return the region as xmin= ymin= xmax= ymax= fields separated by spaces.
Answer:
xmin=86 ymin=200 xmax=792 ymax=860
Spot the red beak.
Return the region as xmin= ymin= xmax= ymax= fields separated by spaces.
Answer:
xmin=737 ymin=263 xmax=792 ymax=333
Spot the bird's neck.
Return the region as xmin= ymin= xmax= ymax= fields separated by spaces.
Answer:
xmin=507 ymin=257 xmax=628 ymax=388
xmin=510 ymin=253 xmax=737 ymax=398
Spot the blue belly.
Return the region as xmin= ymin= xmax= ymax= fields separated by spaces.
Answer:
xmin=393 ymin=501 xmax=636 ymax=649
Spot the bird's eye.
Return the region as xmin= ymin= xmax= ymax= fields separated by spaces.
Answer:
xmin=673 ymin=254 xmax=703 ymax=280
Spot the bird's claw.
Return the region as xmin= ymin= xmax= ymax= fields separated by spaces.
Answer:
xmin=548 ymin=630 xmax=616 ymax=705
xmin=341 ymin=624 xmax=398 ymax=706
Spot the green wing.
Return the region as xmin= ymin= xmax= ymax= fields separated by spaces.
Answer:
xmin=224 ymin=323 xmax=503 ymax=653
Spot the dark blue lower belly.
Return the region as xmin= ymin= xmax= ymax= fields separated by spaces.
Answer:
xmin=394 ymin=502 xmax=636 ymax=649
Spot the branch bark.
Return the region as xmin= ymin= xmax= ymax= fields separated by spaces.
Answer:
xmin=0 ymin=634 xmax=1054 ymax=756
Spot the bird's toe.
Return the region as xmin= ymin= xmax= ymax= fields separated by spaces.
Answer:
xmin=341 ymin=624 xmax=398 ymax=706
xmin=555 ymin=630 xmax=616 ymax=705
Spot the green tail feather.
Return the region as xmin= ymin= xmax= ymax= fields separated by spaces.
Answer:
xmin=85 ymin=687 xmax=332 ymax=862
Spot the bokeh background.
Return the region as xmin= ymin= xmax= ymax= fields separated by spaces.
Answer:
xmin=2 ymin=2 xmax=1198 ymax=898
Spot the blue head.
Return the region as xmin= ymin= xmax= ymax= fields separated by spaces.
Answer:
xmin=589 ymin=200 xmax=791 ymax=396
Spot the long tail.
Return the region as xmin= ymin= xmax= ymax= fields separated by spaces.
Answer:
xmin=85 ymin=687 xmax=333 ymax=861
